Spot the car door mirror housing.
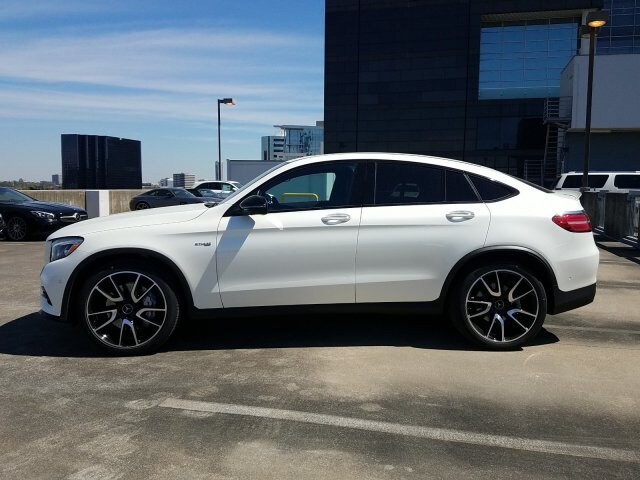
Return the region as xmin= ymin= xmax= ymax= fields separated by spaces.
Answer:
xmin=239 ymin=195 xmax=268 ymax=215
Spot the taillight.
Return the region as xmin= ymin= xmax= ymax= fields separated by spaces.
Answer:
xmin=552 ymin=212 xmax=592 ymax=233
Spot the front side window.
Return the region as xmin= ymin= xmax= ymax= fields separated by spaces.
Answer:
xmin=258 ymin=162 xmax=358 ymax=212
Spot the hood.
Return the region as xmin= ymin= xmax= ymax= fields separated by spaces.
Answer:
xmin=12 ymin=200 xmax=86 ymax=214
xmin=48 ymin=203 xmax=211 ymax=239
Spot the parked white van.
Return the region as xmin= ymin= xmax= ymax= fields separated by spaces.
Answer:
xmin=553 ymin=172 xmax=640 ymax=193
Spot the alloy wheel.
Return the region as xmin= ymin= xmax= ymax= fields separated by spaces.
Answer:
xmin=135 ymin=202 xmax=150 ymax=210
xmin=464 ymin=269 xmax=540 ymax=344
xmin=6 ymin=217 xmax=28 ymax=241
xmin=85 ymin=271 xmax=168 ymax=349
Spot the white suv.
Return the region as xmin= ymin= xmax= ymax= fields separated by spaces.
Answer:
xmin=191 ymin=180 xmax=241 ymax=196
xmin=40 ymin=153 xmax=599 ymax=354
xmin=553 ymin=171 xmax=640 ymax=193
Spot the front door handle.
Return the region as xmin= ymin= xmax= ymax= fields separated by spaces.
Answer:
xmin=321 ymin=213 xmax=351 ymax=225
xmin=446 ymin=210 xmax=475 ymax=222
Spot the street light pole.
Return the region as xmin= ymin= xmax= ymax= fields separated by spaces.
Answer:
xmin=581 ymin=10 xmax=608 ymax=192
xmin=217 ymin=98 xmax=236 ymax=181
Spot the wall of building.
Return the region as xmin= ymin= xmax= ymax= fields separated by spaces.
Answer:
xmin=324 ymin=0 xmax=602 ymax=177
xmin=564 ymin=131 xmax=640 ymax=171
xmin=227 ymin=160 xmax=282 ymax=185
xmin=562 ymin=54 xmax=640 ymax=130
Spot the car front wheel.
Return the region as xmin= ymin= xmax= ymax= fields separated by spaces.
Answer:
xmin=135 ymin=202 xmax=150 ymax=210
xmin=79 ymin=266 xmax=180 ymax=355
xmin=6 ymin=216 xmax=29 ymax=241
xmin=450 ymin=265 xmax=547 ymax=349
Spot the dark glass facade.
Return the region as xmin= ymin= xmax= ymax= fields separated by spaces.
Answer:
xmin=598 ymin=0 xmax=640 ymax=54
xmin=324 ymin=0 xmax=601 ymax=180
xmin=61 ymin=134 xmax=142 ymax=189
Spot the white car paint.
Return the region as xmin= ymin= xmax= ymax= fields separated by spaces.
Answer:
xmin=41 ymin=152 xmax=599 ymax=323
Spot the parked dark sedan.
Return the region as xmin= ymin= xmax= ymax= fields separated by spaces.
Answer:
xmin=0 ymin=187 xmax=88 ymax=241
xmin=129 ymin=188 xmax=206 ymax=210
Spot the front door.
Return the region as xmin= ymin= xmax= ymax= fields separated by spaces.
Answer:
xmin=216 ymin=161 xmax=363 ymax=308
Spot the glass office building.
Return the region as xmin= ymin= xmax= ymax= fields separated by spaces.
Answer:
xmin=324 ymin=0 xmax=606 ymax=183
xmin=61 ymin=134 xmax=142 ymax=189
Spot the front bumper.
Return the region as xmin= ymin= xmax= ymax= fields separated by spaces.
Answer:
xmin=549 ymin=282 xmax=597 ymax=315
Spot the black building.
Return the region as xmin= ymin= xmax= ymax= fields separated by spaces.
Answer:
xmin=325 ymin=0 xmax=604 ymax=184
xmin=61 ymin=134 xmax=142 ymax=189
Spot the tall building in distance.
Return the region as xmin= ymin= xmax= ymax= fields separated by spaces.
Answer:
xmin=325 ymin=0 xmax=640 ymax=186
xmin=61 ymin=134 xmax=142 ymax=189
xmin=51 ymin=174 xmax=61 ymax=187
xmin=261 ymin=122 xmax=324 ymax=161
xmin=172 ymin=173 xmax=196 ymax=188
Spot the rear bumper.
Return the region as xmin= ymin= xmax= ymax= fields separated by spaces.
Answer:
xmin=549 ymin=283 xmax=596 ymax=315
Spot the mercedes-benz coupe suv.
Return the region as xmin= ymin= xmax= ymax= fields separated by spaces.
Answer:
xmin=40 ymin=153 xmax=599 ymax=355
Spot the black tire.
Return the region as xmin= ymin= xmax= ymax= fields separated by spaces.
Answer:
xmin=78 ymin=265 xmax=180 ymax=355
xmin=135 ymin=202 xmax=150 ymax=210
xmin=6 ymin=216 xmax=29 ymax=241
xmin=449 ymin=264 xmax=547 ymax=350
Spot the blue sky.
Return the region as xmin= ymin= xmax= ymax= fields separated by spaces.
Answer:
xmin=0 ymin=0 xmax=325 ymax=182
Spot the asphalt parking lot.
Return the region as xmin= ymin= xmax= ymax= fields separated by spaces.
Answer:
xmin=1 ymin=238 xmax=639 ymax=479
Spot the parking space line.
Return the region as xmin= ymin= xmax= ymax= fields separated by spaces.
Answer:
xmin=546 ymin=324 xmax=640 ymax=335
xmin=159 ymin=398 xmax=640 ymax=463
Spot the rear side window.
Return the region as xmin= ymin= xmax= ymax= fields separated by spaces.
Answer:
xmin=468 ymin=174 xmax=517 ymax=202
xmin=561 ymin=174 xmax=608 ymax=188
xmin=446 ymin=170 xmax=480 ymax=202
xmin=614 ymin=175 xmax=640 ymax=189
xmin=375 ymin=162 xmax=444 ymax=205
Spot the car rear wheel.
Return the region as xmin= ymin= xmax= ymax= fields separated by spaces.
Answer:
xmin=79 ymin=266 xmax=180 ymax=355
xmin=135 ymin=202 xmax=150 ymax=210
xmin=450 ymin=265 xmax=547 ymax=349
xmin=6 ymin=216 xmax=28 ymax=241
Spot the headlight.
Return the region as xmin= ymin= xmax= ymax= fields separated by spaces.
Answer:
xmin=31 ymin=210 xmax=56 ymax=220
xmin=50 ymin=237 xmax=84 ymax=262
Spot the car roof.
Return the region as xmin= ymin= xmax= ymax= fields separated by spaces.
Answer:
xmin=285 ymin=152 xmax=527 ymax=188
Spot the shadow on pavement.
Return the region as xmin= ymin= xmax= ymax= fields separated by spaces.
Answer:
xmin=594 ymin=233 xmax=640 ymax=265
xmin=0 ymin=311 xmax=558 ymax=358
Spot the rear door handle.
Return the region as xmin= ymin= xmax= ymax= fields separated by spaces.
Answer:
xmin=321 ymin=213 xmax=351 ymax=225
xmin=446 ymin=210 xmax=475 ymax=222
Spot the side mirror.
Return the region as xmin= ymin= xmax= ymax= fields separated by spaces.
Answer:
xmin=239 ymin=195 xmax=268 ymax=215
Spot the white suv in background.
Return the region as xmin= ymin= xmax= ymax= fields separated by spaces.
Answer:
xmin=553 ymin=171 xmax=640 ymax=193
xmin=191 ymin=180 xmax=242 ymax=196
xmin=40 ymin=153 xmax=599 ymax=355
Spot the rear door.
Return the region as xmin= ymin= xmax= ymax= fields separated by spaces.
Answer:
xmin=356 ymin=161 xmax=491 ymax=303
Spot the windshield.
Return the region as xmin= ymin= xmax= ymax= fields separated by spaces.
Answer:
xmin=220 ymin=162 xmax=291 ymax=204
xmin=0 ymin=188 xmax=35 ymax=203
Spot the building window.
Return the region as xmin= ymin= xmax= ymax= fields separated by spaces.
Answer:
xmin=479 ymin=19 xmax=579 ymax=100
xmin=597 ymin=0 xmax=640 ymax=55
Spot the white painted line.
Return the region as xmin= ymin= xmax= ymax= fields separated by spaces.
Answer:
xmin=159 ymin=398 xmax=640 ymax=463
xmin=546 ymin=324 xmax=640 ymax=336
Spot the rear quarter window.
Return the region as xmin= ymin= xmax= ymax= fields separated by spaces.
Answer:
xmin=467 ymin=174 xmax=518 ymax=202
xmin=614 ymin=175 xmax=640 ymax=189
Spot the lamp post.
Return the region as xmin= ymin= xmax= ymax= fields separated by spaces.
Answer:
xmin=580 ymin=10 xmax=608 ymax=192
xmin=217 ymin=97 xmax=236 ymax=181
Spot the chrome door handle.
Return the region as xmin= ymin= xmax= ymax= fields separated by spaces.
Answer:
xmin=446 ymin=210 xmax=475 ymax=222
xmin=321 ymin=213 xmax=351 ymax=225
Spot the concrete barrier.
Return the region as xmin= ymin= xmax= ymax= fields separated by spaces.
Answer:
xmin=109 ymin=190 xmax=146 ymax=215
xmin=18 ymin=189 xmax=145 ymax=217
xmin=580 ymin=192 xmax=599 ymax=227
xmin=604 ymin=193 xmax=631 ymax=239
xmin=19 ymin=190 xmax=86 ymax=209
